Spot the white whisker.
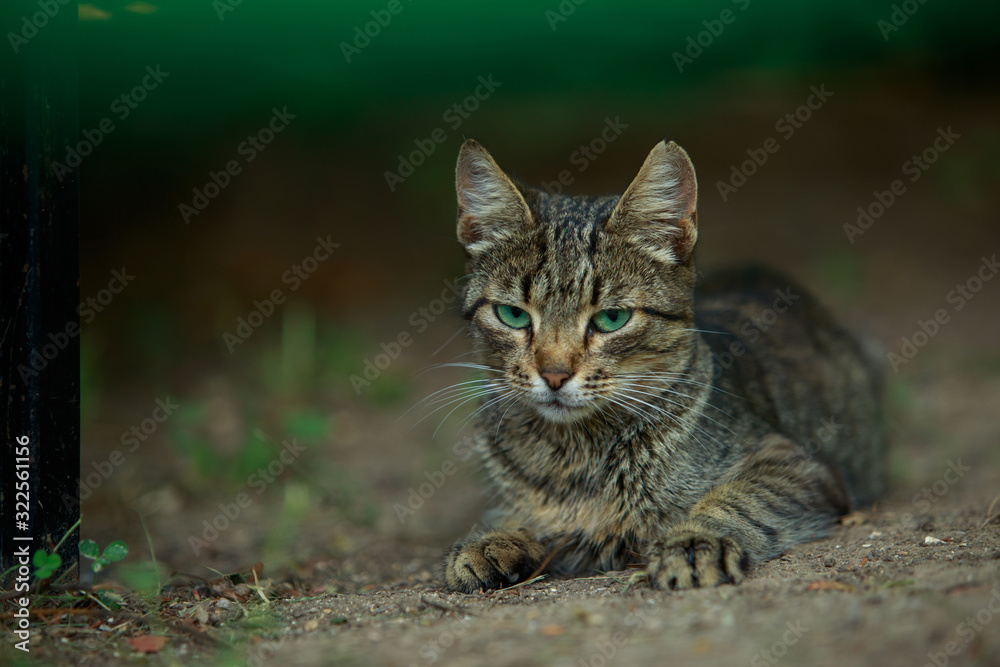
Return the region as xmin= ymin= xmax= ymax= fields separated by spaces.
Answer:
xmin=431 ymin=325 xmax=469 ymax=357
xmin=447 ymin=389 xmax=518 ymax=436
xmin=410 ymin=385 xmax=505 ymax=430
xmin=494 ymin=394 xmax=523 ymax=443
xmin=398 ymin=378 xmax=504 ymax=422
xmin=614 ymin=381 xmax=735 ymax=420
xmin=414 ymin=362 xmax=503 ymax=377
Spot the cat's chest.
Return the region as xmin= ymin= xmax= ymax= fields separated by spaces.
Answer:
xmin=483 ymin=427 xmax=692 ymax=540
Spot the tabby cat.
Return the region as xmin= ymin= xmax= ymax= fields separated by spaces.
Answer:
xmin=442 ymin=139 xmax=886 ymax=592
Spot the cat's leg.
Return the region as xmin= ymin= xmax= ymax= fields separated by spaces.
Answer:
xmin=647 ymin=434 xmax=850 ymax=589
xmin=444 ymin=527 xmax=546 ymax=593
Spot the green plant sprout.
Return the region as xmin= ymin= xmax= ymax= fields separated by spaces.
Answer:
xmin=32 ymin=551 xmax=62 ymax=580
xmin=30 ymin=516 xmax=81 ymax=581
xmin=79 ymin=538 xmax=128 ymax=573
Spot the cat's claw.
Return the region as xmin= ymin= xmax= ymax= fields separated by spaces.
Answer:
xmin=443 ymin=529 xmax=545 ymax=593
xmin=646 ymin=526 xmax=746 ymax=590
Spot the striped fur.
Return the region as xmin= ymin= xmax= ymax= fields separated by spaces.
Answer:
xmin=442 ymin=139 xmax=887 ymax=592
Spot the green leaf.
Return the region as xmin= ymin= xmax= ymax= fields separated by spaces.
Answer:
xmin=79 ymin=539 xmax=100 ymax=560
xmin=92 ymin=557 xmax=110 ymax=573
xmin=102 ymin=540 xmax=129 ymax=562
xmin=32 ymin=550 xmax=61 ymax=579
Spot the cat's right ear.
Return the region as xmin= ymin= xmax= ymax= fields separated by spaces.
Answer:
xmin=455 ymin=139 xmax=533 ymax=254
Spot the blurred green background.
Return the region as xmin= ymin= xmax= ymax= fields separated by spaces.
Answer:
xmin=75 ymin=0 xmax=999 ymax=375
xmin=19 ymin=0 xmax=1000 ymax=577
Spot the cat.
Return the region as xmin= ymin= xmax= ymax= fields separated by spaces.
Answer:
xmin=441 ymin=138 xmax=887 ymax=592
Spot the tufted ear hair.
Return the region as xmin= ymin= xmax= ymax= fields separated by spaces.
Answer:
xmin=606 ymin=140 xmax=698 ymax=265
xmin=455 ymin=139 xmax=533 ymax=255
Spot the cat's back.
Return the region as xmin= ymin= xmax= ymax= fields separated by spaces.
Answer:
xmin=694 ymin=265 xmax=877 ymax=380
xmin=693 ymin=266 xmax=887 ymax=506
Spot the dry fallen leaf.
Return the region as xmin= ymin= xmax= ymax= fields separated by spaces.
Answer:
xmin=806 ymin=581 xmax=855 ymax=593
xmin=127 ymin=635 xmax=168 ymax=654
xmin=304 ymin=619 xmax=320 ymax=632
xmin=541 ymin=624 xmax=564 ymax=636
xmin=192 ymin=600 xmax=211 ymax=625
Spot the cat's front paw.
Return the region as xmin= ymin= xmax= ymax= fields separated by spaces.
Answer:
xmin=443 ymin=529 xmax=545 ymax=593
xmin=647 ymin=524 xmax=747 ymax=590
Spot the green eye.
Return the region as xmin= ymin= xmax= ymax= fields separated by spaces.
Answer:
xmin=592 ymin=308 xmax=631 ymax=333
xmin=495 ymin=304 xmax=531 ymax=329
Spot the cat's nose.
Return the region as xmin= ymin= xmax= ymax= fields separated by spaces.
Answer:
xmin=540 ymin=369 xmax=572 ymax=391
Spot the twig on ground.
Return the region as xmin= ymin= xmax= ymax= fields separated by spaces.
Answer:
xmin=526 ymin=534 xmax=569 ymax=583
xmin=420 ymin=595 xmax=478 ymax=616
xmin=497 ymin=574 xmax=547 ymax=592
xmin=980 ymin=493 xmax=1000 ymax=529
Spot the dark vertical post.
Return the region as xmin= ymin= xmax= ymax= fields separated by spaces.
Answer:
xmin=1 ymin=1 xmax=80 ymax=583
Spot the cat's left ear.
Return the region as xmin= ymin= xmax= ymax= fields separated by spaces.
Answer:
xmin=455 ymin=139 xmax=533 ymax=254
xmin=607 ymin=140 xmax=698 ymax=265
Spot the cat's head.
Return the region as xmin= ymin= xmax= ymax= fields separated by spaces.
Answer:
xmin=455 ymin=139 xmax=699 ymax=424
